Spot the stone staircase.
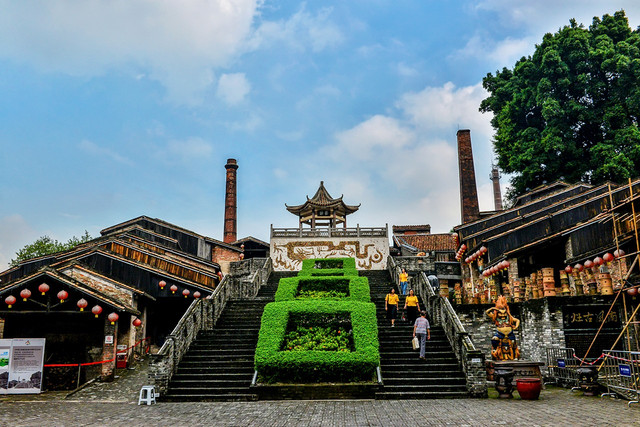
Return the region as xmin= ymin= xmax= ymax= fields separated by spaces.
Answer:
xmin=163 ymin=271 xmax=295 ymax=401
xmin=360 ymin=270 xmax=469 ymax=399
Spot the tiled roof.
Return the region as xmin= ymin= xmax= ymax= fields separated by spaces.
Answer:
xmin=395 ymin=233 xmax=456 ymax=252
xmin=392 ymin=224 xmax=431 ymax=234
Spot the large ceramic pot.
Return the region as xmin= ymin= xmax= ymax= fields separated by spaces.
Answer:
xmin=494 ymin=367 xmax=515 ymax=398
xmin=516 ymin=378 xmax=542 ymax=400
xmin=577 ymin=366 xmax=599 ymax=396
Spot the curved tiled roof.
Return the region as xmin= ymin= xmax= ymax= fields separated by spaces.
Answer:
xmin=285 ymin=181 xmax=360 ymax=215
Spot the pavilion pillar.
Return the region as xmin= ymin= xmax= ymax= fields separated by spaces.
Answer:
xmin=101 ymin=317 xmax=118 ymax=381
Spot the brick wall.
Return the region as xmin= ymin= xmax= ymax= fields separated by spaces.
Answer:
xmin=212 ymin=246 xmax=241 ymax=274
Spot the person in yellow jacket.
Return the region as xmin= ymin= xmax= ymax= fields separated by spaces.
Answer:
xmin=385 ymin=288 xmax=399 ymax=327
xmin=399 ymin=269 xmax=409 ymax=295
xmin=404 ymin=289 xmax=420 ymax=324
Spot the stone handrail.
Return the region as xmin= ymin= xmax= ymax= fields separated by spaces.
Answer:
xmin=271 ymin=224 xmax=388 ymax=238
xmin=148 ymin=257 xmax=273 ymax=394
xmin=412 ymin=269 xmax=487 ymax=397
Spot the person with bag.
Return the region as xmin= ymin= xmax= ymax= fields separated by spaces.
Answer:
xmin=385 ymin=288 xmax=399 ymax=327
xmin=399 ymin=269 xmax=409 ymax=295
xmin=404 ymin=289 xmax=420 ymax=324
xmin=413 ymin=310 xmax=431 ymax=360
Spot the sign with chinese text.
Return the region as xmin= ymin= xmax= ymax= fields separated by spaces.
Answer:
xmin=563 ymin=305 xmax=622 ymax=330
xmin=2 ymin=338 xmax=45 ymax=394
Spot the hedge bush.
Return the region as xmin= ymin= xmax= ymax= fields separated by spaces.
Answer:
xmin=255 ymin=300 xmax=379 ymax=383
xmin=300 ymin=257 xmax=357 ymax=271
xmin=274 ymin=276 xmax=370 ymax=302
xmin=297 ymin=268 xmax=358 ymax=277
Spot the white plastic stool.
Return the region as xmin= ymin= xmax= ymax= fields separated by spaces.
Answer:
xmin=138 ymin=385 xmax=158 ymax=405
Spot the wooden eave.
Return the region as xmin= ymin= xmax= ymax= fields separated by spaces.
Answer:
xmin=460 ymin=183 xmax=612 ymax=242
xmin=455 ymin=182 xmax=604 ymax=233
xmin=0 ymin=268 xmax=139 ymax=314
xmin=57 ymin=262 xmax=156 ymax=301
xmin=73 ymin=248 xmax=217 ymax=292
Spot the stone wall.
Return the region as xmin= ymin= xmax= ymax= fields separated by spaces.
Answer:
xmin=394 ymin=256 xmax=434 ymax=273
xmin=271 ymin=236 xmax=389 ymax=271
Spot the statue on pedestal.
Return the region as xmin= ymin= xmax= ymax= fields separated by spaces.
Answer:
xmin=485 ymin=296 xmax=520 ymax=360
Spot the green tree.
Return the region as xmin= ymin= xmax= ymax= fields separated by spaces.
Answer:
xmin=10 ymin=231 xmax=93 ymax=266
xmin=480 ymin=10 xmax=640 ymax=199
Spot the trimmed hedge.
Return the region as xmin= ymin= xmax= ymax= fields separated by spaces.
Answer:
xmin=297 ymin=268 xmax=358 ymax=277
xmin=275 ymin=276 xmax=370 ymax=302
xmin=255 ymin=300 xmax=379 ymax=383
xmin=300 ymin=257 xmax=357 ymax=271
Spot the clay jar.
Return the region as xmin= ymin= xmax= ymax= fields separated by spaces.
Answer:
xmin=516 ymin=378 xmax=542 ymax=400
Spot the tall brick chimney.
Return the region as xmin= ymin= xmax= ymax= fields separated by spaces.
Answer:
xmin=490 ymin=164 xmax=503 ymax=211
xmin=223 ymin=158 xmax=238 ymax=243
xmin=457 ymin=130 xmax=480 ymax=223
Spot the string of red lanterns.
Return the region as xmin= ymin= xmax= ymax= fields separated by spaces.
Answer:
xmin=565 ymin=250 xmax=626 ymax=275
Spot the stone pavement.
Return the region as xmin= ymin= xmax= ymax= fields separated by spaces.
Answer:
xmin=1 ymin=386 xmax=639 ymax=426
xmin=1 ymin=358 xmax=638 ymax=425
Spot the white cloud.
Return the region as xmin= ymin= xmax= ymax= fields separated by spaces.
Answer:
xmin=249 ymin=6 xmax=344 ymax=53
xmin=398 ymin=82 xmax=493 ymax=136
xmin=166 ymin=137 xmax=213 ymax=161
xmin=451 ymin=34 xmax=535 ymax=67
xmin=396 ymin=62 xmax=419 ymax=78
xmin=321 ymin=81 xmax=495 ymax=232
xmin=273 ymin=168 xmax=288 ymax=179
xmin=217 ymin=73 xmax=251 ymax=105
xmin=475 ymin=0 xmax=640 ymax=32
xmin=0 ymin=0 xmax=259 ymax=104
xmin=78 ymin=140 xmax=134 ymax=165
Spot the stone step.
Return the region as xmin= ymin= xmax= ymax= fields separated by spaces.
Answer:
xmin=383 ymin=377 xmax=466 ymax=386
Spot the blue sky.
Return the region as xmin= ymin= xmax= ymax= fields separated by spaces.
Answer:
xmin=1 ymin=1 xmax=639 ymax=267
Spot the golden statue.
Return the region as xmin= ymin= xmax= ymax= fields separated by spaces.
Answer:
xmin=485 ymin=296 xmax=520 ymax=360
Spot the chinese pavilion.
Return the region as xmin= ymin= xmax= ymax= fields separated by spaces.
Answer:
xmin=285 ymin=181 xmax=360 ymax=228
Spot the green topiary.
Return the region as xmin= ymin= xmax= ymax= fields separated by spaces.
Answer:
xmin=274 ymin=276 xmax=370 ymax=302
xmin=255 ymin=300 xmax=379 ymax=383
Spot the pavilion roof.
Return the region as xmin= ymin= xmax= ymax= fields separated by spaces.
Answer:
xmin=285 ymin=181 xmax=360 ymax=216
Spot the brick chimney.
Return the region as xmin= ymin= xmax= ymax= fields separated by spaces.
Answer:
xmin=457 ymin=130 xmax=480 ymax=223
xmin=223 ymin=158 xmax=238 ymax=243
xmin=490 ymin=164 xmax=503 ymax=211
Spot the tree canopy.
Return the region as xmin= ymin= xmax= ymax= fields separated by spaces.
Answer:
xmin=10 ymin=231 xmax=93 ymax=266
xmin=480 ymin=10 xmax=640 ymax=199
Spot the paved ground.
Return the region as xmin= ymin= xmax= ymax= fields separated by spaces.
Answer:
xmin=1 ymin=358 xmax=639 ymax=426
xmin=1 ymin=386 xmax=639 ymax=426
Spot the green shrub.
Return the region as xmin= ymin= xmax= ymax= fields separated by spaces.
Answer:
xmin=255 ymin=300 xmax=379 ymax=383
xmin=300 ymin=257 xmax=357 ymax=271
xmin=275 ymin=276 xmax=370 ymax=302
xmin=297 ymin=268 xmax=358 ymax=277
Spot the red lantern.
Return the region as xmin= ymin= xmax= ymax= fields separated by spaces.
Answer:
xmin=108 ymin=312 xmax=119 ymax=325
xmin=614 ymin=249 xmax=626 ymax=258
xmin=239 ymin=253 xmax=245 ymax=260
xmin=77 ymin=298 xmax=88 ymax=311
xmin=170 ymin=285 xmax=178 ymax=294
xmin=461 ymin=244 xmax=467 ymax=251
xmin=502 ymin=260 xmax=510 ymax=269
xmin=182 ymin=289 xmax=190 ymax=298
xmin=627 ymin=287 xmax=638 ymax=297
xmin=132 ymin=318 xmax=142 ymax=327
xmin=57 ymin=290 xmax=68 ymax=303
xmin=480 ymin=246 xmax=487 ymax=254
xmin=565 ymin=265 xmax=573 ymax=274
xmin=593 ymin=257 xmax=603 ymax=267
xmin=603 ymin=253 xmax=614 ymax=264
xmin=38 ymin=283 xmax=50 ymax=295
xmin=92 ymin=305 xmax=103 ymax=318
xmin=5 ymin=295 xmax=16 ymax=308
xmin=574 ymin=263 xmax=583 ymax=272
xmin=584 ymin=260 xmax=594 ymax=269
xmin=159 ymin=280 xmax=167 ymax=289
xmin=20 ymin=289 xmax=31 ymax=301
xmin=193 ymin=291 xmax=201 ymax=299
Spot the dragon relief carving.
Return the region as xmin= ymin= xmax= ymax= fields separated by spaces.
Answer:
xmin=272 ymin=240 xmax=384 ymax=270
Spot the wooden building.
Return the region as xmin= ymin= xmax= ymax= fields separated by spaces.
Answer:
xmin=0 ymin=216 xmax=244 ymax=389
